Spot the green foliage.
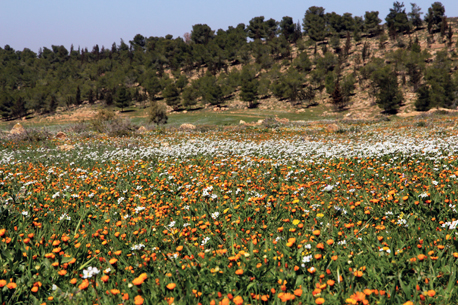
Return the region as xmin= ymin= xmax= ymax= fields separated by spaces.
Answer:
xmin=424 ymin=2 xmax=445 ymax=33
xmin=385 ymin=1 xmax=411 ymax=33
xmin=415 ymin=84 xmax=432 ymax=111
xmin=293 ymin=51 xmax=312 ymax=72
xmin=148 ymin=101 xmax=168 ymax=126
xmin=271 ymin=68 xmax=305 ymax=104
xmin=191 ymin=24 xmax=215 ymax=45
xmin=239 ymin=66 xmax=259 ymax=108
xmin=163 ymin=82 xmax=181 ymax=109
xmin=115 ymin=86 xmax=131 ymax=111
xmin=371 ymin=65 xmax=404 ymax=114
xmin=408 ymin=3 xmax=423 ymax=29
xmin=364 ymin=11 xmax=382 ymax=36
xmin=303 ymin=6 xmax=326 ymax=42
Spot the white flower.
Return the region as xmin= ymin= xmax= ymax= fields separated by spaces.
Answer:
xmin=131 ymin=244 xmax=145 ymax=251
xmin=117 ymin=197 xmax=125 ymax=204
xmin=211 ymin=212 xmax=220 ymax=220
xmin=52 ymin=284 xmax=58 ymax=291
xmin=201 ymin=237 xmax=210 ymax=246
xmin=82 ymin=266 xmax=100 ymax=279
xmin=59 ymin=213 xmax=71 ymax=221
xmin=168 ymin=221 xmax=176 ymax=228
xmin=301 ymin=255 xmax=313 ymax=267
xmin=134 ymin=206 xmax=145 ymax=214
xmin=432 ymin=180 xmax=438 ymax=186
xmin=22 ymin=211 xmax=29 ymax=216
xmin=322 ymin=185 xmax=334 ymax=192
xmin=123 ymin=214 xmax=130 ymax=219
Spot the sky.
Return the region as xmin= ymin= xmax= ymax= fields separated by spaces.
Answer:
xmin=2 ymin=0 xmax=458 ymax=53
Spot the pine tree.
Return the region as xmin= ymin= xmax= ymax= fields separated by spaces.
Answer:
xmin=372 ymin=65 xmax=404 ymax=114
xmin=162 ymin=82 xmax=181 ymax=110
xmin=240 ymin=67 xmax=259 ymax=108
xmin=76 ymin=86 xmax=81 ymax=105
xmin=303 ymin=6 xmax=326 ymax=42
xmin=115 ymin=86 xmax=131 ymax=112
xmin=415 ymin=84 xmax=432 ymax=111
xmin=331 ymin=77 xmax=346 ymax=111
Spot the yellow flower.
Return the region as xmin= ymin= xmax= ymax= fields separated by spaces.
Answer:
xmin=317 ymin=213 xmax=324 ymax=218
xmin=292 ymin=219 xmax=300 ymax=225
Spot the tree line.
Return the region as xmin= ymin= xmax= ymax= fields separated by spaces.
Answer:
xmin=0 ymin=1 xmax=457 ymax=121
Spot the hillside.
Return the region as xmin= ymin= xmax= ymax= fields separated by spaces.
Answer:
xmin=1 ymin=2 xmax=458 ymax=123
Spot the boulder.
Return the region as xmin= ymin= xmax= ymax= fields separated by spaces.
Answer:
xmin=256 ymin=119 xmax=264 ymax=125
xmin=180 ymin=123 xmax=196 ymax=130
xmin=137 ymin=126 xmax=147 ymax=133
xmin=275 ymin=117 xmax=290 ymax=124
xmin=239 ymin=120 xmax=246 ymax=125
xmin=10 ymin=123 xmax=26 ymax=135
xmin=59 ymin=144 xmax=74 ymax=151
xmin=326 ymin=124 xmax=340 ymax=132
xmin=55 ymin=132 xmax=67 ymax=139
xmin=183 ymin=110 xmax=187 ymax=114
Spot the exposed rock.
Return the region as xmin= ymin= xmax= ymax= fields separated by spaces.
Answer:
xmin=275 ymin=117 xmax=290 ymax=124
xmin=180 ymin=123 xmax=196 ymax=130
xmin=161 ymin=142 xmax=169 ymax=147
xmin=59 ymin=144 xmax=74 ymax=151
xmin=239 ymin=120 xmax=246 ymax=125
xmin=256 ymin=119 xmax=264 ymax=125
xmin=183 ymin=110 xmax=187 ymax=114
xmin=213 ymin=107 xmax=220 ymax=112
xmin=10 ymin=123 xmax=26 ymax=135
xmin=296 ymin=109 xmax=305 ymax=113
xmin=55 ymin=132 xmax=67 ymax=139
xmin=326 ymin=124 xmax=340 ymax=132
xmin=137 ymin=126 xmax=147 ymax=133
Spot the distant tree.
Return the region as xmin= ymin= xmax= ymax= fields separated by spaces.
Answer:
xmin=75 ymin=86 xmax=81 ymax=105
xmin=330 ymin=32 xmax=341 ymax=53
xmin=331 ymin=77 xmax=346 ymax=111
xmin=371 ymin=65 xmax=404 ymax=114
xmin=247 ymin=16 xmax=267 ymax=40
xmin=144 ymin=75 xmax=163 ymax=102
xmin=115 ymin=86 xmax=131 ymax=112
xmin=48 ymin=95 xmax=58 ymax=113
xmin=271 ymin=68 xmax=305 ymax=104
xmin=280 ymin=16 xmax=296 ymax=42
xmin=87 ymin=89 xmax=94 ymax=104
xmin=408 ymin=3 xmax=423 ymax=30
xmin=447 ymin=22 xmax=454 ymax=48
xmin=105 ymin=90 xmax=113 ymax=106
xmin=293 ymin=51 xmax=312 ymax=72
xmin=414 ymin=84 xmax=432 ymax=111
xmin=148 ymin=101 xmax=168 ymax=126
xmin=440 ymin=16 xmax=448 ymax=38
xmin=364 ymin=11 xmax=382 ymax=36
xmin=191 ymin=24 xmax=215 ymax=45
xmin=162 ymin=82 xmax=181 ymax=110
xmin=424 ymin=2 xmax=445 ymax=33
xmin=353 ymin=16 xmax=364 ymax=43
xmin=264 ymin=18 xmax=279 ymax=40
xmin=303 ymin=6 xmax=326 ymax=42
xmin=239 ymin=66 xmax=259 ymax=108
xmin=200 ymin=75 xmax=223 ymax=106
xmin=343 ymin=31 xmax=352 ymax=57
xmin=182 ymin=85 xmax=198 ymax=108
xmin=385 ymin=2 xmax=411 ymax=33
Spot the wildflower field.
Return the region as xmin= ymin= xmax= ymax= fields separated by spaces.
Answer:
xmin=2 ymin=117 xmax=458 ymax=305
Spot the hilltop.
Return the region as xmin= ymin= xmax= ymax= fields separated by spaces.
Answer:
xmin=0 ymin=2 xmax=457 ymax=125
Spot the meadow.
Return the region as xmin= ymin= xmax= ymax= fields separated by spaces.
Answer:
xmin=1 ymin=115 xmax=458 ymax=305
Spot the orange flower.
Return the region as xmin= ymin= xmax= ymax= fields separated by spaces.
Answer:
xmin=326 ymin=239 xmax=334 ymax=245
xmin=78 ymin=279 xmax=89 ymax=290
xmin=427 ymin=290 xmax=436 ymax=297
xmin=134 ymin=295 xmax=144 ymax=305
xmin=313 ymin=230 xmax=321 ymax=236
xmin=220 ymin=298 xmax=230 ymax=305
xmin=70 ymin=278 xmax=77 ymax=285
xmin=110 ymin=289 xmax=120 ymax=295
xmin=0 ymin=229 xmax=6 ymax=237
xmin=354 ymin=271 xmax=363 ymax=277
xmin=317 ymin=243 xmax=325 ymax=249
xmin=166 ymin=283 xmax=176 ymax=290
xmin=0 ymin=280 xmax=6 ymax=287
xmin=31 ymin=286 xmax=38 ymax=293
xmin=233 ymin=295 xmax=244 ymax=305
xmin=7 ymin=282 xmax=17 ymax=289
xmin=327 ymin=280 xmax=335 ymax=286
xmin=294 ymin=288 xmax=303 ymax=296
xmin=176 ymin=245 xmax=183 ymax=251
xmin=403 ymin=302 xmax=414 ymax=305
xmin=109 ymin=258 xmax=118 ymax=265
xmin=132 ymin=277 xmax=145 ymax=286
xmin=58 ymin=270 xmax=67 ymax=276
xmin=114 ymin=250 xmax=122 ymax=256
xmin=235 ymin=269 xmax=244 ymax=275
xmin=315 ymin=297 xmax=325 ymax=304
xmin=101 ymin=275 xmax=109 ymax=283
xmin=417 ymin=254 xmax=427 ymax=261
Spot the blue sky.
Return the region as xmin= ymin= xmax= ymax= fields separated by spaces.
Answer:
xmin=2 ymin=0 xmax=457 ymax=52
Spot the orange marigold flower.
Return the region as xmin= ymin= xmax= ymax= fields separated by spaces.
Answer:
xmin=315 ymin=297 xmax=325 ymax=304
xmin=70 ymin=278 xmax=77 ymax=285
xmin=31 ymin=286 xmax=38 ymax=293
xmin=0 ymin=280 xmax=6 ymax=287
xmin=114 ymin=250 xmax=122 ymax=256
xmin=427 ymin=290 xmax=436 ymax=297
xmin=122 ymin=293 xmax=129 ymax=300
xmin=109 ymin=258 xmax=118 ymax=265
xmin=235 ymin=269 xmax=244 ymax=275
xmin=110 ymin=289 xmax=120 ymax=295
xmin=176 ymin=246 xmax=183 ymax=251
xmin=78 ymin=279 xmax=89 ymax=290
xmin=132 ymin=277 xmax=145 ymax=286
xmin=58 ymin=270 xmax=67 ymax=276
xmin=294 ymin=288 xmax=303 ymax=296
xmin=327 ymin=280 xmax=335 ymax=286
xmin=417 ymin=254 xmax=427 ymax=261
xmin=220 ymin=298 xmax=230 ymax=305
xmin=101 ymin=275 xmax=109 ymax=283
xmin=0 ymin=229 xmax=6 ymax=237
xmin=313 ymin=230 xmax=321 ymax=236
xmin=403 ymin=301 xmax=414 ymax=305
xmin=354 ymin=271 xmax=363 ymax=277
xmin=134 ymin=295 xmax=144 ymax=305
xmin=166 ymin=283 xmax=176 ymax=290
xmin=7 ymin=282 xmax=17 ymax=289
xmin=233 ymin=295 xmax=244 ymax=305
xmin=326 ymin=239 xmax=334 ymax=245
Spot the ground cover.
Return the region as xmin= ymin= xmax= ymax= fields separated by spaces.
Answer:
xmin=1 ymin=116 xmax=458 ymax=304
